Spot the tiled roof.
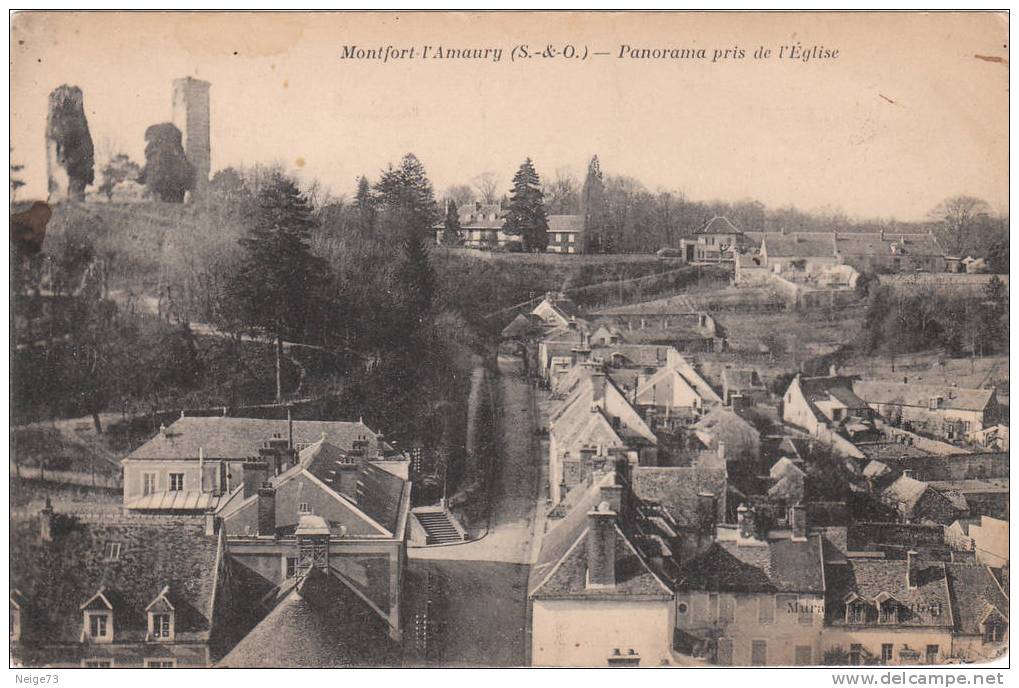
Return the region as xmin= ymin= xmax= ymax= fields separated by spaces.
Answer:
xmin=123 ymin=416 xmax=399 ymax=462
xmin=10 ymin=513 xmax=222 ymax=645
xmin=881 ymin=474 xmax=930 ymax=514
xmin=530 ymin=473 xmax=615 ymax=596
xmin=853 ymin=381 xmax=995 ymax=413
xmin=501 ymin=313 xmax=542 ymax=338
xmin=529 ymin=525 xmax=672 ymax=600
xmin=697 ymin=216 xmax=744 ymax=235
xmin=825 ymin=558 xmax=953 ymax=628
xmin=945 ymin=563 xmax=1009 ymax=635
xmin=676 ymin=535 xmax=825 ymax=593
xmin=762 ymin=232 xmax=836 ymax=258
xmin=836 ymin=232 xmax=945 ymax=257
xmin=547 ymin=214 xmax=584 ymax=232
xmin=691 ymin=407 xmax=760 ymax=453
xmin=217 ymin=567 xmax=398 ymax=667
xmin=631 ymin=465 xmax=726 ymax=529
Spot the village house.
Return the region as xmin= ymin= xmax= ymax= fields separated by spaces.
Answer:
xmin=217 ymin=516 xmax=401 ymax=667
xmin=591 ymin=310 xmax=726 ymax=353
xmin=213 ymin=435 xmax=411 ymax=642
xmin=673 ymin=504 xmax=827 ymax=666
xmin=834 ymin=231 xmax=947 ymax=274
xmin=944 ymin=516 xmax=1008 ymax=568
xmin=10 ymin=505 xmax=239 ymax=667
xmin=852 ymin=380 xmax=999 ymax=441
xmin=943 ymin=563 xmax=1009 ymax=662
xmin=689 ymin=406 xmax=761 ymax=469
xmin=879 ymin=473 xmax=966 ymax=525
xmin=435 ymin=202 xmax=505 ymax=249
xmin=120 ymin=415 xmax=408 ymax=512
xmin=679 ymin=216 xmax=749 ymax=264
xmin=528 ymin=472 xmax=676 ymax=667
xmin=759 ymin=232 xmax=839 ymax=274
xmin=721 ymin=366 xmax=768 ymax=407
xmin=781 ymin=374 xmax=872 ymax=458
xmin=548 ymin=367 xmax=658 ymax=504
xmin=531 ymin=292 xmax=586 ymax=330
xmin=822 ymin=551 xmax=955 ymax=665
xmin=545 ymin=214 xmax=586 ymax=254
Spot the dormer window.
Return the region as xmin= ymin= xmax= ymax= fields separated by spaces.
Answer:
xmin=981 ymin=609 xmax=1007 ymax=643
xmin=81 ymin=589 xmax=114 ymax=644
xmin=878 ymin=600 xmax=900 ymax=624
xmin=843 ymin=594 xmax=870 ymax=625
xmin=145 ymin=586 xmax=175 ymax=642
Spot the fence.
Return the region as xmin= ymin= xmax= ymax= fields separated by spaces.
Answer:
xmin=10 ymin=463 xmax=122 ymax=489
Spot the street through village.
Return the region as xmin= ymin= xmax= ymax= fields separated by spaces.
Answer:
xmin=406 ymin=353 xmax=545 ymax=666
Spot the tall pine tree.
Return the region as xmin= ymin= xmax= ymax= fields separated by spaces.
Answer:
xmin=442 ymin=199 xmax=463 ymax=246
xmin=375 ymin=153 xmax=440 ymax=234
xmin=230 ymin=171 xmax=323 ymax=402
xmin=504 ymin=158 xmax=548 ymax=252
xmin=581 ymin=155 xmax=607 ymax=253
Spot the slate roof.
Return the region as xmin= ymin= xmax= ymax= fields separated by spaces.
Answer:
xmin=697 ymin=216 xmax=744 ymax=235
xmin=631 ymin=464 xmax=727 ymax=529
xmin=880 ymin=474 xmax=931 ymax=515
xmin=675 ymin=535 xmax=826 ymax=594
xmin=835 ymin=232 xmax=945 ymax=257
xmin=853 ymin=381 xmax=995 ymax=413
xmin=825 ymin=558 xmax=953 ymax=628
xmin=547 ymin=214 xmax=585 ymax=233
xmin=501 ymin=312 xmax=543 ymax=338
xmin=9 ymin=514 xmax=222 ymax=645
xmin=123 ymin=416 xmax=400 ymax=462
xmin=217 ymin=567 xmax=398 ymax=667
xmin=529 ymin=524 xmax=672 ymax=601
xmin=945 ymin=563 xmax=1010 ymax=635
xmin=795 ymin=375 xmax=868 ymax=422
xmin=762 ymin=232 xmax=836 ymax=258
xmin=691 ymin=407 xmax=760 ymax=455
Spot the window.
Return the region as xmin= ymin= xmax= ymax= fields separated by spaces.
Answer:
xmin=794 ymin=646 xmax=812 ymax=666
xmin=925 ymin=645 xmax=939 ymax=663
xmin=151 ymin=613 xmax=172 ymax=639
xmin=751 ymin=639 xmax=767 ymax=666
xmin=707 ymin=593 xmax=719 ymax=621
xmin=298 ymin=502 xmax=311 ymax=514
xmin=168 ymin=473 xmax=185 ymax=492
xmin=715 ymin=638 xmax=733 ymax=666
xmin=758 ymin=596 xmax=775 ymax=624
xmin=88 ymin=613 xmax=109 ymax=638
xmin=103 ymin=542 xmax=121 ymax=561
xmin=881 ymin=644 xmax=894 ymax=663
xmin=142 ymin=472 xmax=157 ymax=496
xmin=879 ymin=602 xmax=899 ymax=624
xmin=83 ymin=659 xmax=113 ymax=668
xmin=285 ymin=556 xmax=298 ymax=579
xmin=145 ymin=659 xmax=176 ymax=668
xmin=719 ymin=595 xmax=735 ymax=623
xmin=847 ymin=602 xmax=868 ymax=624
xmin=849 ymin=644 xmax=863 ymax=666
xmin=985 ymin=621 xmax=1006 ymax=643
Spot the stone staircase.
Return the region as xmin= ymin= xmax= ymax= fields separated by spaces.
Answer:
xmin=414 ymin=509 xmax=466 ymax=545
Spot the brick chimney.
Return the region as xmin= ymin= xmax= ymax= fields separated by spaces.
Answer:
xmin=600 ymin=479 xmax=623 ymax=513
xmin=697 ymin=492 xmax=717 ymax=536
xmin=39 ymin=497 xmax=54 ymax=542
xmin=586 ymin=501 xmax=617 ymax=589
xmin=906 ymin=550 xmax=919 ymax=589
xmin=242 ymin=460 xmax=269 ymax=499
xmin=256 ymin=482 xmax=276 ymax=537
xmin=789 ymin=502 xmax=807 ymax=542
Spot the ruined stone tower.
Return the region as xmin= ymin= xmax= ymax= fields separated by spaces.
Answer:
xmin=45 ymin=85 xmax=94 ymax=202
xmin=171 ymin=77 xmax=211 ymax=198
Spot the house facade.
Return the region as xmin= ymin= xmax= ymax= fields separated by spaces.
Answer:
xmin=679 ymin=216 xmax=748 ymax=264
xmin=10 ymin=505 xmax=239 ymax=668
xmin=853 ymin=381 xmax=998 ymax=439
xmin=546 ymin=214 xmax=586 ymax=254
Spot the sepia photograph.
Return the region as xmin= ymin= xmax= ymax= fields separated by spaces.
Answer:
xmin=7 ymin=10 xmax=1010 ymax=673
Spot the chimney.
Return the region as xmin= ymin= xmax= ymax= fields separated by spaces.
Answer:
xmin=585 ymin=501 xmax=617 ymax=588
xmin=242 ymin=460 xmax=269 ymax=499
xmin=829 ymin=364 xmax=838 ymax=377
xmin=697 ymin=492 xmax=718 ymax=536
xmin=600 ymin=479 xmax=623 ymax=513
xmin=906 ymin=550 xmax=919 ymax=589
xmin=257 ymin=482 xmax=277 ymax=537
xmin=580 ymin=448 xmax=595 ymax=483
xmin=789 ymin=502 xmax=807 ymax=541
xmin=205 ymin=513 xmax=217 ymax=536
xmin=902 ymin=469 xmax=914 ymax=480
xmin=39 ymin=498 xmax=54 ymax=542
xmin=159 ymin=422 xmax=167 ymax=438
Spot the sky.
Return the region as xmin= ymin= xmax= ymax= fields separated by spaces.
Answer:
xmin=10 ymin=11 xmax=1009 ymax=221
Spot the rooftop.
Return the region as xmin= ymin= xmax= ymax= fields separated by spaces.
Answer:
xmin=853 ymin=380 xmax=995 ymax=413
xmin=676 ymin=534 xmax=826 ymax=594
